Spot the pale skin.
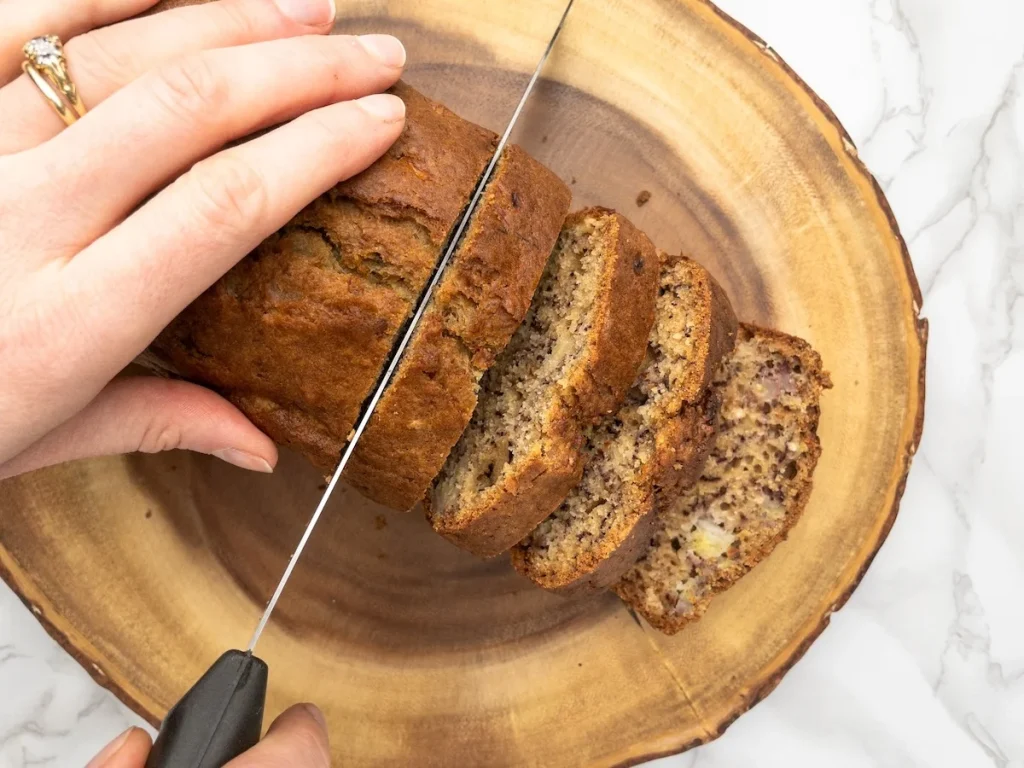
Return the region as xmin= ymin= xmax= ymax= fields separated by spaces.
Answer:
xmin=0 ymin=0 xmax=408 ymax=763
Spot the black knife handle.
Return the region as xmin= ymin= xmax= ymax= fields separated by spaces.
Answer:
xmin=145 ymin=650 xmax=268 ymax=768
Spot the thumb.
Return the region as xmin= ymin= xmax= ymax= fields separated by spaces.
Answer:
xmin=85 ymin=727 xmax=153 ymax=768
xmin=226 ymin=703 xmax=331 ymax=767
xmin=0 ymin=376 xmax=278 ymax=480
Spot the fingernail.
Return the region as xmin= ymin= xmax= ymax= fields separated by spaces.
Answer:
xmin=358 ymin=35 xmax=406 ymax=68
xmin=86 ymin=728 xmax=134 ymax=768
xmin=274 ymin=0 xmax=336 ymax=26
xmin=357 ymin=93 xmax=406 ymax=123
xmin=303 ymin=703 xmax=327 ymax=729
xmin=212 ymin=448 xmax=274 ymax=473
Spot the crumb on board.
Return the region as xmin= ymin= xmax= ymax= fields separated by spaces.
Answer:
xmin=636 ymin=190 xmax=652 ymax=207
xmin=374 ymin=515 xmax=388 ymax=530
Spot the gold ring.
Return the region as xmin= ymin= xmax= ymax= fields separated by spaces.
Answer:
xmin=23 ymin=35 xmax=87 ymax=127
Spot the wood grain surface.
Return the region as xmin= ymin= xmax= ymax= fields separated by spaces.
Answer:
xmin=0 ymin=0 xmax=926 ymax=765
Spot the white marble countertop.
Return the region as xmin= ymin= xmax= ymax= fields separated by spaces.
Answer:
xmin=3 ymin=0 xmax=1023 ymax=765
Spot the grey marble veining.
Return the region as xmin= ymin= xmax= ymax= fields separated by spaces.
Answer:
xmin=2 ymin=0 xmax=1022 ymax=765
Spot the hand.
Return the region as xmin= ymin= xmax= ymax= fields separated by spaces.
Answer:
xmin=86 ymin=703 xmax=330 ymax=767
xmin=0 ymin=0 xmax=407 ymax=479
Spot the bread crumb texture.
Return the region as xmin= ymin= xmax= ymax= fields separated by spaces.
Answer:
xmin=427 ymin=209 xmax=659 ymax=557
xmin=431 ymin=214 xmax=613 ymax=521
xmin=615 ymin=324 xmax=831 ymax=634
xmin=512 ymin=257 xmax=734 ymax=592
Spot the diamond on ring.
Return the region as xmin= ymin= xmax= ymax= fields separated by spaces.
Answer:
xmin=23 ymin=35 xmax=64 ymax=68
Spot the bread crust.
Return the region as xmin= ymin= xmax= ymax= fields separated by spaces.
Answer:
xmin=702 ymin=264 xmax=742 ymax=395
xmin=146 ymin=82 xmax=497 ymax=473
xmin=614 ymin=324 xmax=832 ymax=634
xmin=344 ymin=146 xmax=572 ymax=509
xmin=564 ymin=209 xmax=661 ymax=419
xmin=659 ymin=253 xmax=739 ymax=407
xmin=428 ymin=209 xmax=659 ymax=556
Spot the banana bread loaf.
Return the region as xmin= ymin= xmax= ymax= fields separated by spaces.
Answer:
xmin=146 ymin=82 xmax=497 ymax=475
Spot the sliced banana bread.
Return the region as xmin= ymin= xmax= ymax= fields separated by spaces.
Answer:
xmin=615 ymin=324 xmax=831 ymax=634
xmin=426 ymin=209 xmax=659 ymax=557
xmin=146 ymin=82 xmax=497 ymax=473
xmin=343 ymin=145 xmax=572 ymax=510
xmin=511 ymin=257 xmax=738 ymax=595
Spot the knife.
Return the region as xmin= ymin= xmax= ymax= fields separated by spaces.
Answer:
xmin=144 ymin=3 xmax=575 ymax=765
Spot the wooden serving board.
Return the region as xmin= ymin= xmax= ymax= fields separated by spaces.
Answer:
xmin=0 ymin=0 xmax=926 ymax=765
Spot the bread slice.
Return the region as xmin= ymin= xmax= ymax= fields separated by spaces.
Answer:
xmin=426 ymin=209 xmax=659 ymax=557
xmin=511 ymin=256 xmax=738 ymax=595
xmin=614 ymin=324 xmax=831 ymax=634
xmin=343 ymin=145 xmax=572 ymax=510
xmin=146 ymin=83 xmax=498 ymax=473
